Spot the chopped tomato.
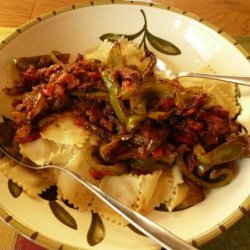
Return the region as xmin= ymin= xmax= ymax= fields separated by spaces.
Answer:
xmin=89 ymin=168 xmax=105 ymax=180
xmin=17 ymin=131 xmax=40 ymax=144
xmin=89 ymin=168 xmax=114 ymax=180
xmin=160 ymin=98 xmax=175 ymax=111
xmin=43 ymin=83 xmax=55 ymax=97
xmin=152 ymin=147 xmax=164 ymax=158
xmin=74 ymin=117 xmax=86 ymax=127
xmin=122 ymin=80 xmax=132 ymax=89
xmin=87 ymin=71 xmax=101 ymax=79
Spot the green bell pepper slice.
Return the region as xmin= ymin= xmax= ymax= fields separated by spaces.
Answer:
xmin=177 ymin=145 xmax=234 ymax=188
xmin=126 ymin=114 xmax=145 ymax=132
xmin=101 ymin=69 xmax=129 ymax=124
xmin=194 ymin=135 xmax=250 ymax=167
xmin=130 ymin=82 xmax=175 ymax=115
xmin=86 ymin=145 xmax=127 ymax=176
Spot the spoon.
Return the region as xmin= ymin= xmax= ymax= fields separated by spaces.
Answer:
xmin=156 ymin=60 xmax=250 ymax=87
xmin=0 ymin=121 xmax=196 ymax=250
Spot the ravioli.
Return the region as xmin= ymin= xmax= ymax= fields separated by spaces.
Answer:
xmin=20 ymin=137 xmax=59 ymax=165
xmin=205 ymin=84 xmax=240 ymax=118
xmin=179 ymin=65 xmax=240 ymax=118
xmin=40 ymin=112 xmax=91 ymax=147
xmin=57 ymin=149 xmax=99 ymax=211
xmin=90 ymin=171 xmax=163 ymax=225
xmin=0 ymin=157 xmax=52 ymax=197
xmin=146 ymin=165 xmax=188 ymax=212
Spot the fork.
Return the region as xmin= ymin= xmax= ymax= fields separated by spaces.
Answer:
xmin=156 ymin=59 xmax=250 ymax=87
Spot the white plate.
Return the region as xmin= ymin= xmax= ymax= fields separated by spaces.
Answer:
xmin=0 ymin=1 xmax=249 ymax=249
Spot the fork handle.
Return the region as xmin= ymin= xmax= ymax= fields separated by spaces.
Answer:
xmin=177 ymin=72 xmax=250 ymax=87
xmin=54 ymin=166 xmax=196 ymax=250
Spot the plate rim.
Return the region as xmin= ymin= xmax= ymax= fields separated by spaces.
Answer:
xmin=0 ymin=0 xmax=249 ymax=249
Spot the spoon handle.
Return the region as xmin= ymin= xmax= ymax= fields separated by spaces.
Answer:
xmin=51 ymin=165 xmax=196 ymax=250
xmin=177 ymin=72 xmax=250 ymax=87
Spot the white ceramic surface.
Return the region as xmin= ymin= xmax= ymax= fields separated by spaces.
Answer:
xmin=0 ymin=1 xmax=249 ymax=250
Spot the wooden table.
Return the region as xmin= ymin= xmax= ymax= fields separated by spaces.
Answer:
xmin=0 ymin=0 xmax=250 ymax=36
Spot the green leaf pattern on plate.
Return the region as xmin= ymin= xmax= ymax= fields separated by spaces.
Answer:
xmin=127 ymin=224 xmax=147 ymax=237
xmin=61 ymin=198 xmax=78 ymax=209
xmin=154 ymin=203 xmax=169 ymax=212
xmin=100 ymin=9 xmax=181 ymax=55
xmin=99 ymin=27 xmax=144 ymax=43
xmin=39 ymin=185 xmax=58 ymax=201
xmin=87 ymin=212 xmax=105 ymax=246
xmin=146 ymin=30 xmax=181 ymax=55
xmin=49 ymin=201 xmax=77 ymax=230
xmin=8 ymin=179 xmax=23 ymax=198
